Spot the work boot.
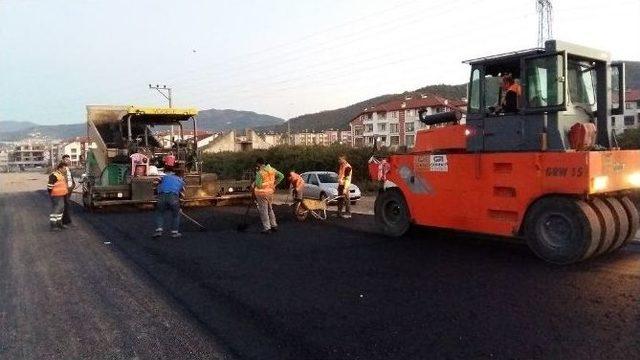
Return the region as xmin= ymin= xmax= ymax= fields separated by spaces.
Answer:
xmin=50 ymin=223 xmax=60 ymax=232
xmin=170 ymin=231 xmax=182 ymax=238
xmin=153 ymin=228 xmax=163 ymax=238
xmin=260 ymin=229 xmax=270 ymax=235
xmin=270 ymin=227 xmax=278 ymax=233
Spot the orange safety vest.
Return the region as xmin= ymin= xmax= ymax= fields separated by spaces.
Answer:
xmin=289 ymin=172 xmax=304 ymax=191
xmin=338 ymin=161 xmax=352 ymax=186
xmin=255 ymin=166 xmax=276 ymax=196
xmin=507 ymin=83 xmax=522 ymax=97
xmin=51 ymin=171 xmax=69 ymax=197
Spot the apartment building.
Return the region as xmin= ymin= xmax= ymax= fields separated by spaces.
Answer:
xmin=292 ymin=131 xmax=326 ymax=146
xmin=612 ymin=89 xmax=640 ymax=134
xmin=350 ymin=95 xmax=466 ymax=148
xmin=7 ymin=142 xmax=63 ymax=169
xmin=322 ymin=129 xmax=352 ymax=146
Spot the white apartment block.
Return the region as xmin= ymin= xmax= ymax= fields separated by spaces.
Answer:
xmin=350 ymin=95 xmax=466 ymax=148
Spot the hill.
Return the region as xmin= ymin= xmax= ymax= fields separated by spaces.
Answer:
xmin=196 ymin=108 xmax=284 ymax=131
xmin=0 ymin=123 xmax=86 ymax=142
xmin=0 ymin=121 xmax=39 ymax=133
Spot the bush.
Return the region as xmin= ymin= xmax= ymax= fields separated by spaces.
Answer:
xmin=617 ymin=128 xmax=640 ymax=149
xmin=201 ymin=144 xmax=389 ymax=190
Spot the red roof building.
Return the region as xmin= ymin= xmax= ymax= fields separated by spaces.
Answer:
xmin=349 ymin=94 xmax=466 ymax=148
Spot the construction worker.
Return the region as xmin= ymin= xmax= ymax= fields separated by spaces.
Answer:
xmin=153 ymin=166 xmax=185 ymax=238
xmin=288 ymin=171 xmax=305 ymax=201
xmin=500 ymin=73 xmax=522 ymax=113
xmin=61 ymin=154 xmax=76 ymax=227
xmin=254 ymin=157 xmax=284 ymax=234
xmin=337 ymin=155 xmax=352 ymax=218
xmin=47 ymin=162 xmax=69 ymax=231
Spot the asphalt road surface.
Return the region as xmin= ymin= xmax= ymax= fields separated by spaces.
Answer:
xmin=2 ymin=173 xmax=640 ymax=359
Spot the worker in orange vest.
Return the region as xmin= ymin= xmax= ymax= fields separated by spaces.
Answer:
xmin=47 ymin=162 xmax=70 ymax=231
xmin=288 ymin=171 xmax=305 ymax=201
xmin=337 ymin=155 xmax=352 ymax=218
xmin=253 ymin=157 xmax=284 ymax=234
xmin=499 ymin=73 xmax=522 ymax=113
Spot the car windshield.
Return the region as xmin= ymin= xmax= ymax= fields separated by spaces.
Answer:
xmin=318 ymin=173 xmax=339 ymax=183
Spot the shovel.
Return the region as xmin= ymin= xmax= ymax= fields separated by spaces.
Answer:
xmin=180 ymin=209 xmax=206 ymax=231
xmin=236 ymin=201 xmax=255 ymax=232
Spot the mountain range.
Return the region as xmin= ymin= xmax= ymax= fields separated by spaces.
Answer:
xmin=0 ymin=109 xmax=284 ymax=142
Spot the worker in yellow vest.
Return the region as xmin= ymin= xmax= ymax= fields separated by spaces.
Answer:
xmin=337 ymin=155 xmax=352 ymax=218
xmin=253 ymin=157 xmax=284 ymax=234
xmin=47 ymin=162 xmax=70 ymax=230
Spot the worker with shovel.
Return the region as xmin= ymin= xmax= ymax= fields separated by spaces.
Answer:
xmin=153 ymin=166 xmax=185 ymax=238
xmin=253 ymin=157 xmax=284 ymax=234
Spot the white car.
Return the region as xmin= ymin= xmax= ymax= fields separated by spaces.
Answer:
xmin=300 ymin=171 xmax=361 ymax=204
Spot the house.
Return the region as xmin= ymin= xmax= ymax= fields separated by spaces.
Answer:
xmin=612 ymin=89 xmax=640 ymax=134
xmin=61 ymin=137 xmax=90 ymax=166
xmin=349 ymin=94 xmax=466 ymax=148
xmin=200 ymin=129 xmax=272 ymax=153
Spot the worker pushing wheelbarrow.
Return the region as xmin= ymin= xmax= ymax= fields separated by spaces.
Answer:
xmin=287 ymin=170 xmax=343 ymax=221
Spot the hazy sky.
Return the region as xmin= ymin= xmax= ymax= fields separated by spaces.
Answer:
xmin=1 ymin=0 xmax=639 ymax=125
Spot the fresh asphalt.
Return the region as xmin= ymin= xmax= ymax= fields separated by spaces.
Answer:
xmin=2 ymin=187 xmax=640 ymax=359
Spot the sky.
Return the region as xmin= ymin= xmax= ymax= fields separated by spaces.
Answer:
xmin=1 ymin=0 xmax=639 ymax=125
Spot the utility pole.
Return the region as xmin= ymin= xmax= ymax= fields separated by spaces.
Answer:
xmin=149 ymin=84 xmax=174 ymax=142
xmin=148 ymin=84 xmax=172 ymax=107
xmin=537 ymin=0 xmax=553 ymax=48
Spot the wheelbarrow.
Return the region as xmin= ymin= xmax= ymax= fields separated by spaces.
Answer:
xmin=293 ymin=195 xmax=341 ymax=221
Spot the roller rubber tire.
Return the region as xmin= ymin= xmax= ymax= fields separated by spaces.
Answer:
xmin=374 ymin=188 xmax=411 ymax=237
xmin=525 ymin=197 xmax=601 ymax=264
xmin=619 ymin=196 xmax=639 ymax=247
xmin=588 ymin=198 xmax=616 ymax=256
xmin=603 ymin=197 xmax=630 ymax=252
